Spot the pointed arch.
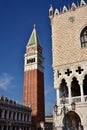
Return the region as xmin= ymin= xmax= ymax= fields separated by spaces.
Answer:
xmin=63 ymin=111 xmax=83 ymax=130
xmin=71 ymin=77 xmax=81 ymax=97
xmin=59 ymin=78 xmax=68 ymax=98
xmin=83 ymin=74 xmax=87 ymax=95
xmin=80 ymin=26 xmax=87 ymax=48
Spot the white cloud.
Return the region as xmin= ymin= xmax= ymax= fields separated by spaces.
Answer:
xmin=0 ymin=73 xmax=14 ymax=91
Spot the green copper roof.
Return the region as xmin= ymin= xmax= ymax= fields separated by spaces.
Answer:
xmin=27 ymin=25 xmax=41 ymax=46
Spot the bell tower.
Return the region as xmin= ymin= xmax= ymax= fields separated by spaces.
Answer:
xmin=23 ymin=25 xmax=45 ymax=130
xmin=49 ymin=0 xmax=87 ymax=130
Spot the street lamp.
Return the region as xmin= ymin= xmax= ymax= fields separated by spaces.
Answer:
xmin=54 ymin=96 xmax=76 ymax=130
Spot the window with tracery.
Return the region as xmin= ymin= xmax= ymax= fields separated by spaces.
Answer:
xmin=59 ymin=79 xmax=68 ymax=98
xmin=71 ymin=77 xmax=81 ymax=97
xmin=80 ymin=26 xmax=87 ymax=48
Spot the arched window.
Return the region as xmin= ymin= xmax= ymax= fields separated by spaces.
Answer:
xmin=59 ymin=79 xmax=68 ymax=98
xmin=71 ymin=77 xmax=81 ymax=97
xmin=63 ymin=111 xmax=83 ymax=130
xmin=80 ymin=26 xmax=87 ymax=48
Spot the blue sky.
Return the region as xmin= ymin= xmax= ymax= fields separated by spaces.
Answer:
xmin=0 ymin=0 xmax=87 ymax=115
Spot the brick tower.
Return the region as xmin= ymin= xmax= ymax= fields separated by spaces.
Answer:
xmin=49 ymin=0 xmax=87 ymax=130
xmin=23 ymin=25 xmax=45 ymax=130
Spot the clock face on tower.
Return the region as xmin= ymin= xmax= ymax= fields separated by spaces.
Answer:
xmin=27 ymin=58 xmax=35 ymax=64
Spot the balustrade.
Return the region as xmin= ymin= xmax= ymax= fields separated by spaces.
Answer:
xmin=59 ymin=95 xmax=87 ymax=105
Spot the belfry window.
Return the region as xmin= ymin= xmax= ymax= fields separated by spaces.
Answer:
xmin=27 ymin=58 xmax=35 ymax=64
xmin=80 ymin=26 xmax=87 ymax=48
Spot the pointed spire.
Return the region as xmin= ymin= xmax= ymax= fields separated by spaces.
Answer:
xmin=49 ymin=5 xmax=54 ymax=19
xmin=54 ymin=8 xmax=59 ymax=15
xmin=34 ymin=24 xmax=36 ymax=29
xmin=27 ymin=25 xmax=41 ymax=47
xmin=71 ymin=2 xmax=77 ymax=11
xmin=80 ymin=0 xmax=86 ymax=6
xmin=62 ymin=6 xmax=68 ymax=13
xmin=49 ymin=5 xmax=53 ymax=10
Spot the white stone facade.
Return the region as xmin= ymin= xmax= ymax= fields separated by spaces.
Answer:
xmin=49 ymin=1 xmax=87 ymax=130
xmin=0 ymin=96 xmax=31 ymax=130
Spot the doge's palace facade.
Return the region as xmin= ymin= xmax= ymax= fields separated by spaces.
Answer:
xmin=49 ymin=0 xmax=87 ymax=129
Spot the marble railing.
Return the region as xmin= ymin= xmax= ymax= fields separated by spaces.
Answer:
xmin=59 ymin=95 xmax=87 ymax=104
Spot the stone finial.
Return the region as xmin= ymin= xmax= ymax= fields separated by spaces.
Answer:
xmin=34 ymin=24 xmax=36 ymax=29
xmin=71 ymin=2 xmax=77 ymax=11
xmin=62 ymin=5 xmax=68 ymax=13
xmin=49 ymin=5 xmax=54 ymax=19
xmin=80 ymin=0 xmax=86 ymax=6
xmin=54 ymin=8 xmax=59 ymax=15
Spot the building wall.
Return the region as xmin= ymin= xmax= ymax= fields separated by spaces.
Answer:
xmin=49 ymin=2 xmax=87 ymax=130
xmin=0 ymin=96 xmax=31 ymax=130
xmin=23 ymin=69 xmax=44 ymax=121
xmin=23 ymin=69 xmax=44 ymax=130
xmin=51 ymin=5 xmax=87 ymax=67
xmin=23 ymin=26 xmax=45 ymax=129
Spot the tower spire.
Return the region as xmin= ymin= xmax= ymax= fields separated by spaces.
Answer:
xmin=34 ymin=24 xmax=36 ymax=29
xmin=23 ymin=25 xmax=44 ymax=130
xmin=80 ymin=0 xmax=86 ymax=6
xmin=27 ymin=25 xmax=41 ymax=47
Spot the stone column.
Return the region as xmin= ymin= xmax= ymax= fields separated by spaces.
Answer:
xmin=22 ymin=113 xmax=24 ymax=121
xmin=1 ymin=126 xmax=4 ymax=130
xmin=11 ymin=111 xmax=13 ymax=120
xmin=6 ymin=110 xmax=9 ymax=119
xmin=19 ymin=113 xmax=21 ymax=121
xmin=26 ymin=114 xmax=28 ymax=122
xmin=29 ymin=114 xmax=31 ymax=122
xmin=68 ymin=82 xmax=71 ymax=104
xmin=14 ymin=127 xmax=16 ymax=130
xmin=6 ymin=125 xmax=8 ymax=130
xmin=2 ymin=110 xmax=5 ymax=119
xmin=15 ymin=112 xmax=17 ymax=120
xmin=57 ymin=89 xmax=60 ymax=105
xmin=79 ymin=80 xmax=84 ymax=102
xmin=29 ymin=127 xmax=31 ymax=130
xmin=10 ymin=126 xmax=12 ymax=130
